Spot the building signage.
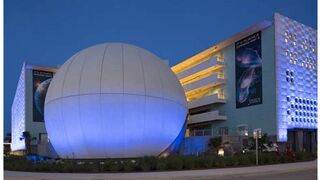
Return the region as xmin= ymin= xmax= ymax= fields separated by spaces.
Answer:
xmin=32 ymin=70 xmax=53 ymax=122
xmin=235 ymin=31 xmax=262 ymax=108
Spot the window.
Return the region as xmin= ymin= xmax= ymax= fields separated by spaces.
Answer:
xmin=286 ymin=77 xmax=290 ymax=82
xmin=287 ymin=96 xmax=290 ymax=102
xmin=219 ymin=127 xmax=229 ymax=136
xmin=290 ymin=78 xmax=294 ymax=83
xmin=237 ymin=125 xmax=248 ymax=136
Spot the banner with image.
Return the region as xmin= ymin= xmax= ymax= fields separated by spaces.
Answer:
xmin=235 ymin=31 xmax=262 ymax=108
xmin=33 ymin=70 xmax=54 ymax=122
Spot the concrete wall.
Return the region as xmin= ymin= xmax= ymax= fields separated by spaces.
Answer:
xmin=210 ymin=25 xmax=277 ymax=137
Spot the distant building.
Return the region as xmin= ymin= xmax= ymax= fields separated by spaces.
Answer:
xmin=172 ymin=13 xmax=317 ymax=153
xmin=11 ymin=63 xmax=57 ymax=156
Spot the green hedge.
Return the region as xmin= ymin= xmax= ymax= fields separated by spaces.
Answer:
xmin=4 ymin=152 xmax=316 ymax=173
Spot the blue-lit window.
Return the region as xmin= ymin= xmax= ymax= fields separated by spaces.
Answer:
xmin=299 ymin=118 xmax=302 ymax=122
xmin=303 ymin=99 xmax=306 ymax=104
xmin=299 ymin=112 xmax=302 ymax=116
xmin=295 ymin=98 xmax=298 ymax=103
xmin=286 ymin=70 xmax=290 ymax=75
xmin=290 ymin=78 xmax=294 ymax=83
xmin=290 ymin=71 xmax=294 ymax=76
xmin=295 ymin=105 xmax=298 ymax=109
xmin=286 ymin=77 xmax=290 ymax=82
xmin=307 ymin=100 xmax=310 ymax=104
xmin=287 ymin=110 xmax=290 ymax=115
xmin=299 ymin=99 xmax=302 ymax=103
xmin=291 ymin=104 xmax=294 ymax=108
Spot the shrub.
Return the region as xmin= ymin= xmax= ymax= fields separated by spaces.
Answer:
xmin=215 ymin=157 xmax=226 ymax=168
xmin=156 ymin=158 xmax=167 ymax=171
xmin=225 ymin=156 xmax=238 ymax=167
xmin=182 ymin=156 xmax=195 ymax=169
xmin=123 ymin=160 xmax=136 ymax=172
xmin=166 ymin=156 xmax=183 ymax=170
xmin=4 ymin=152 xmax=317 ymax=173
xmin=194 ymin=156 xmax=213 ymax=169
xmin=237 ymin=154 xmax=251 ymax=166
xmin=141 ymin=156 xmax=158 ymax=171
xmin=296 ymin=152 xmax=315 ymax=161
xmin=108 ymin=160 xmax=123 ymax=172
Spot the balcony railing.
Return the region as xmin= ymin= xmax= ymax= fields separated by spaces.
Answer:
xmin=183 ymin=74 xmax=224 ymax=92
xmin=188 ymin=94 xmax=225 ymax=109
xmin=177 ymin=56 xmax=223 ymax=80
xmin=188 ymin=110 xmax=226 ymax=125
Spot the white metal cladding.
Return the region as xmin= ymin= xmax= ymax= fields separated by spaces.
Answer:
xmin=274 ymin=13 xmax=317 ymax=142
xmin=44 ymin=43 xmax=188 ymax=159
xmin=11 ymin=63 xmax=26 ymax=151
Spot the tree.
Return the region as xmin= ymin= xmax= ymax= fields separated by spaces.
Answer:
xmin=21 ymin=131 xmax=36 ymax=155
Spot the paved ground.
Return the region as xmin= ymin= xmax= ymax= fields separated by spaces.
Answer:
xmin=4 ymin=160 xmax=317 ymax=180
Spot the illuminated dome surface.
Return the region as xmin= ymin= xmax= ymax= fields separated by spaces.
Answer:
xmin=44 ymin=43 xmax=187 ymax=159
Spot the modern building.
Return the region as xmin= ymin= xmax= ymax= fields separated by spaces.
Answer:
xmin=11 ymin=13 xmax=317 ymax=158
xmin=172 ymin=13 xmax=317 ymax=153
xmin=11 ymin=63 xmax=57 ymax=156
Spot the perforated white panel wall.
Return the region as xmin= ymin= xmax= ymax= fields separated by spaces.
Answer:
xmin=11 ymin=63 xmax=26 ymax=151
xmin=275 ymin=13 xmax=317 ymax=142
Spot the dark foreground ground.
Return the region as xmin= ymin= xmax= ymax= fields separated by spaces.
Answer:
xmin=209 ymin=168 xmax=316 ymax=180
xmin=4 ymin=160 xmax=316 ymax=180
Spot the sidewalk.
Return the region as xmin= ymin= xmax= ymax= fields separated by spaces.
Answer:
xmin=4 ymin=160 xmax=317 ymax=180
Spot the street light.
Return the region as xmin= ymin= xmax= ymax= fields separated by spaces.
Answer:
xmin=253 ymin=128 xmax=262 ymax=165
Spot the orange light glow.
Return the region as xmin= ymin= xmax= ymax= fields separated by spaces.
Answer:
xmin=180 ymin=65 xmax=223 ymax=86
xmin=185 ymin=82 xmax=224 ymax=101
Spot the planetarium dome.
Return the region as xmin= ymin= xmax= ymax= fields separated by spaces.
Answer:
xmin=44 ymin=43 xmax=187 ymax=159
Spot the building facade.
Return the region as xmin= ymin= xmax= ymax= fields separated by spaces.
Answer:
xmin=172 ymin=13 xmax=317 ymax=153
xmin=11 ymin=63 xmax=57 ymax=156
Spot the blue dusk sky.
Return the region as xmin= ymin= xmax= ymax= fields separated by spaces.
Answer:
xmin=4 ymin=0 xmax=317 ymax=133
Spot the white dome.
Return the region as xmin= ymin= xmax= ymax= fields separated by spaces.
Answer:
xmin=44 ymin=43 xmax=187 ymax=159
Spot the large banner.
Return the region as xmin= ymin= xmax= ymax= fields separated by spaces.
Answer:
xmin=235 ymin=31 xmax=262 ymax=108
xmin=33 ymin=70 xmax=54 ymax=122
